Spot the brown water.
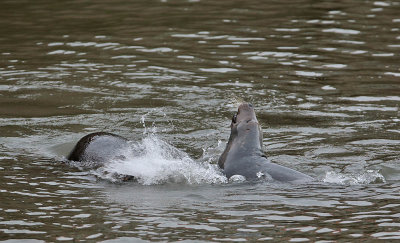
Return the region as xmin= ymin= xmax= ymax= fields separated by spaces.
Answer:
xmin=1 ymin=0 xmax=400 ymax=241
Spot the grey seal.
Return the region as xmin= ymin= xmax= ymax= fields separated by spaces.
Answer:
xmin=218 ymin=103 xmax=313 ymax=183
xmin=67 ymin=132 xmax=129 ymax=168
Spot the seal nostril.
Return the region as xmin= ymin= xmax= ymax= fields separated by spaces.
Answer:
xmin=248 ymin=103 xmax=253 ymax=108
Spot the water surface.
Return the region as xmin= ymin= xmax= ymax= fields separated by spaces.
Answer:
xmin=1 ymin=0 xmax=400 ymax=241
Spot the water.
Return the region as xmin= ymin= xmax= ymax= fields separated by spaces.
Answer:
xmin=1 ymin=0 xmax=400 ymax=241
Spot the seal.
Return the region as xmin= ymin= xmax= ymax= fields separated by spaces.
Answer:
xmin=67 ymin=132 xmax=129 ymax=168
xmin=218 ymin=103 xmax=313 ymax=183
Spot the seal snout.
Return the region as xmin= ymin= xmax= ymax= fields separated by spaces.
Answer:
xmin=235 ymin=103 xmax=257 ymax=124
xmin=238 ymin=103 xmax=253 ymax=111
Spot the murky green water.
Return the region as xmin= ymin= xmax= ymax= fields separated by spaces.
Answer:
xmin=1 ymin=0 xmax=400 ymax=241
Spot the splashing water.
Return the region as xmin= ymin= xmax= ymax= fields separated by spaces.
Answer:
xmin=322 ymin=170 xmax=386 ymax=185
xmin=92 ymin=134 xmax=227 ymax=185
xmin=229 ymin=175 xmax=247 ymax=183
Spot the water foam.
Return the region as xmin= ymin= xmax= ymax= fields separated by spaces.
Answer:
xmin=92 ymin=134 xmax=227 ymax=185
xmin=322 ymin=170 xmax=386 ymax=185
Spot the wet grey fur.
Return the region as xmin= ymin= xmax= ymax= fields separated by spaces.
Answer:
xmin=219 ymin=103 xmax=313 ymax=183
xmin=68 ymin=132 xmax=129 ymax=168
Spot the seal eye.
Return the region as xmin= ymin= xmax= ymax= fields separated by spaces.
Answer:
xmin=232 ymin=114 xmax=237 ymax=123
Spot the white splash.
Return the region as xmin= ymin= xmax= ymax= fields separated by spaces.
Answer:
xmin=323 ymin=170 xmax=386 ymax=185
xmin=256 ymin=171 xmax=265 ymax=178
xmin=93 ymin=135 xmax=227 ymax=185
xmin=229 ymin=175 xmax=246 ymax=183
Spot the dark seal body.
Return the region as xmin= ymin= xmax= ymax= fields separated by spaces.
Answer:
xmin=219 ymin=103 xmax=313 ymax=183
xmin=68 ymin=132 xmax=129 ymax=168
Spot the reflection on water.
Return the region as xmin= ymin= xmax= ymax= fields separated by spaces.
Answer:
xmin=1 ymin=0 xmax=400 ymax=241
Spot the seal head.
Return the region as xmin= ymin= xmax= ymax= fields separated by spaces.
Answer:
xmin=218 ymin=103 xmax=263 ymax=169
